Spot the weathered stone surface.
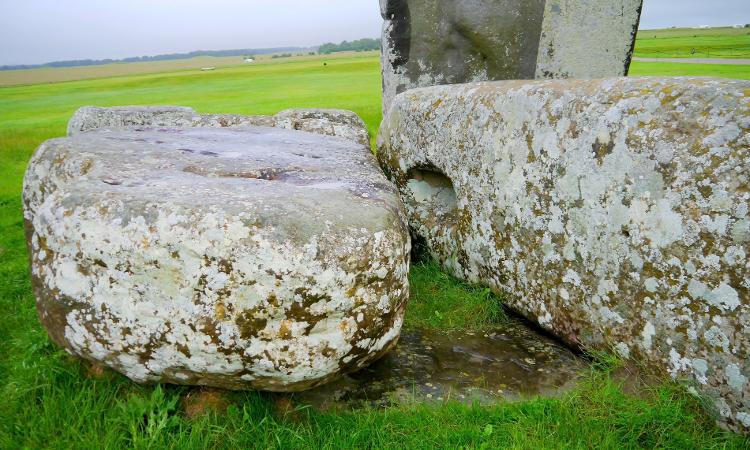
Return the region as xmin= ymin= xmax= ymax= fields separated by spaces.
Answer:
xmin=378 ymin=77 xmax=750 ymax=432
xmin=274 ymin=109 xmax=371 ymax=148
xmin=67 ymin=106 xmax=200 ymax=135
xmin=67 ymin=106 xmax=370 ymax=147
xmin=24 ymin=126 xmax=410 ymax=391
xmin=380 ymin=0 xmax=643 ymax=113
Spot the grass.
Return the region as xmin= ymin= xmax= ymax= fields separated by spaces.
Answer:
xmin=633 ymin=27 xmax=750 ymax=59
xmin=1 ymin=44 xmax=750 ymax=447
xmin=407 ymin=260 xmax=506 ymax=332
xmin=629 ymin=60 xmax=750 ymax=79
xmin=0 ymin=51 xmax=380 ymax=87
xmin=3 ymin=363 xmax=745 ymax=449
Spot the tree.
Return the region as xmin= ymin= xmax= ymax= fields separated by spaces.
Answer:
xmin=318 ymin=38 xmax=380 ymax=54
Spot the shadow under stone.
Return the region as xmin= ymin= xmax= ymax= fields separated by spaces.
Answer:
xmin=292 ymin=318 xmax=590 ymax=410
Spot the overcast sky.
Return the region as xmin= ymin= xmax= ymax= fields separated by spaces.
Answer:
xmin=0 ymin=0 xmax=748 ymax=66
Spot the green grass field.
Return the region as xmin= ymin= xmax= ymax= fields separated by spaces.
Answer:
xmin=633 ymin=26 xmax=750 ymax=59
xmin=629 ymin=61 xmax=750 ymax=79
xmin=2 ymin=35 xmax=750 ymax=448
xmin=0 ymin=51 xmax=379 ymax=88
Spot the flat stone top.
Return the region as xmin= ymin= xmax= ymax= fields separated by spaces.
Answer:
xmin=30 ymin=126 xmax=403 ymax=243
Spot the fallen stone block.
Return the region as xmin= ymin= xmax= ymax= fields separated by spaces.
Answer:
xmin=24 ymin=125 xmax=410 ymax=391
xmin=378 ymin=77 xmax=750 ymax=432
xmin=380 ymin=0 xmax=644 ymax=113
xmin=67 ymin=106 xmax=370 ymax=147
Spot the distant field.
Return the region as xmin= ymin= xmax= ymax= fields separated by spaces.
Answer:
xmin=2 ymin=26 xmax=748 ymax=87
xmin=0 ymin=51 xmax=377 ymax=87
xmin=633 ymin=26 xmax=750 ymax=59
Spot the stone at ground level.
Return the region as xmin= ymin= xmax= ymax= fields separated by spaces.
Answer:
xmin=67 ymin=106 xmax=371 ymax=148
xmin=293 ymin=321 xmax=588 ymax=410
xmin=24 ymin=125 xmax=410 ymax=391
xmin=380 ymin=0 xmax=644 ymax=113
xmin=378 ymin=77 xmax=750 ymax=432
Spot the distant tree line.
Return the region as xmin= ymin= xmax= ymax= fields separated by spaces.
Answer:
xmin=318 ymin=38 xmax=380 ymax=55
xmin=0 ymin=47 xmax=311 ymax=71
xmin=2 ymin=37 xmax=381 ymax=71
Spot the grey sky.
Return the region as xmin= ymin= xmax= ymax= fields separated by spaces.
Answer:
xmin=0 ymin=0 xmax=748 ymax=66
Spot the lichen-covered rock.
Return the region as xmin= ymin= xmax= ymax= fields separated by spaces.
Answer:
xmin=67 ymin=106 xmax=369 ymax=147
xmin=378 ymin=77 xmax=750 ymax=432
xmin=67 ymin=106 xmax=199 ymax=135
xmin=380 ymin=0 xmax=643 ymax=113
xmin=24 ymin=126 xmax=410 ymax=391
xmin=274 ymin=109 xmax=371 ymax=148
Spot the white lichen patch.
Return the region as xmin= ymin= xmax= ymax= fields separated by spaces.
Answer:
xmin=24 ymin=125 xmax=410 ymax=392
xmin=378 ymin=77 xmax=750 ymax=433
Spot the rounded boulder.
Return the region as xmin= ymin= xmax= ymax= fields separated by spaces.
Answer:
xmin=23 ymin=126 xmax=410 ymax=391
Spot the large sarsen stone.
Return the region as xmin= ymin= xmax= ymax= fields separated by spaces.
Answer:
xmin=378 ymin=77 xmax=750 ymax=432
xmin=24 ymin=126 xmax=410 ymax=391
xmin=380 ymin=0 xmax=644 ymax=113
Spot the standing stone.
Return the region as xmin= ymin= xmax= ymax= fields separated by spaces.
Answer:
xmin=380 ymin=0 xmax=643 ymax=113
xmin=67 ymin=106 xmax=370 ymax=147
xmin=24 ymin=126 xmax=410 ymax=391
xmin=378 ymin=77 xmax=750 ymax=432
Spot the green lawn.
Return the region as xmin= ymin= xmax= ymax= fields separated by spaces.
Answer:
xmin=629 ymin=61 xmax=750 ymax=79
xmin=633 ymin=26 xmax=750 ymax=59
xmin=2 ymin=53 xmax=749 ymax=448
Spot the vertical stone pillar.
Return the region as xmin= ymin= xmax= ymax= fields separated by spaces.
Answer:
xmin=380 ymin=0 xmax=643 ymax=114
